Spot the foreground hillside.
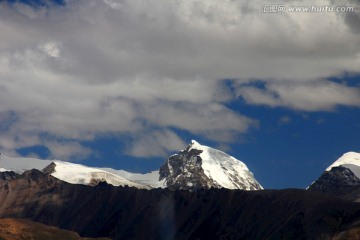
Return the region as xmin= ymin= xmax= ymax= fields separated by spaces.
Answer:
xmin=1 ymin=170 xmax=360 ymax=240
xmin=0 ymin=218 xmax=110 ymax=240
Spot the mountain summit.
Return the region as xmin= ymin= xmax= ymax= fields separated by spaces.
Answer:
xmin=158 ymin=140 xmax=263 ymax=190
xmin=308 ymin=152 xmax=360 ymax=201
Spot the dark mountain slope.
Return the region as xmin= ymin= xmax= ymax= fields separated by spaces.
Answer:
xmin=1 ymin=170 xmax=360 ymax=239
xmin=308 ymin=166 xmax=360 ymax=201
xmin=0 ymin=218 xmax=110 ymax=240
xmin=307 ymin=152 xmax=360 ymax=202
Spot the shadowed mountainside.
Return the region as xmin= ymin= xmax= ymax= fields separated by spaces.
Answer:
xmin=1 ymin=170 xmax=360 ymax=239
xmin=0 ymin=218 xmax=110 ymax=240
xmin=308 ymin=166 xmax=360 ymax=202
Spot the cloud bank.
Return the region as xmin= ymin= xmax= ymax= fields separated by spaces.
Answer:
xmin=0 ymin=0 xmax=359 ymax=159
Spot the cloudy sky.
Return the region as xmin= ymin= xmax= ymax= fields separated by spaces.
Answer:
xmin=1 ymin=0 xmax=360 ymax=188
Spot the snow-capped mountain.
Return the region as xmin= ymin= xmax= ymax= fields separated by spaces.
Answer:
xmin=105 ymin=140 xmax=263 ymax=190
xmin=308 ymin=152 xmax=360 ymax=201
xmin=0 ymin=140 xmax=262 ymax=191
xmin=157 ymin=140 xmax=262 ymax=190
xmin=0 ymin=153 xmax=149 ymax=189
xmin=325 ymin=152 xmax=360 ymax=176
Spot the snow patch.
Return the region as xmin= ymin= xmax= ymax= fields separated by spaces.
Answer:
xmin=101 ymin=168 xmax=166 ymax=188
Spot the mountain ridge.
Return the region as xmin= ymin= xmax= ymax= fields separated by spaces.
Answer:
xmin=0 ymin=140 xmax=262 ymax=191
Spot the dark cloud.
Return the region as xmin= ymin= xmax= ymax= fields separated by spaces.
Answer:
xmin=345 ymin=12 xmax=360 ymax=34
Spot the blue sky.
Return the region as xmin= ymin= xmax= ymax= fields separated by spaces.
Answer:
xmin=1 ymin=0 xmax=360 ymax=189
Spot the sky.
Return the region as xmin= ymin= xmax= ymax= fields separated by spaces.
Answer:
xmin=0 ymin=0 xmax=360 ymax=189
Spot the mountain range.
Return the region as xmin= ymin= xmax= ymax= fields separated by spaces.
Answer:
xmin=0 ymin=140 xmax=263 ymax=191
xmin=1 ymin=141 xmax=360 ymax=239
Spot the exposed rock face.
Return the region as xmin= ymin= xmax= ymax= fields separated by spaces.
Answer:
xmin=308 ymin=166 xmax=360 ymax=197
xmin=0 ymin=169 xmax=360 ymax=239
xmin=159 ymin=148 xmax=219 ymax=190
xmin=0 ymin=171 xmax=19 ymax=181
xmin=42 ymin=162 xmax=57 ymax=175
xmin=159 ymin=141 xmax=262 ymax=190
xmin=0 ymin=169 xmax=65 ymax=219
xmin=307 ymin=152 xmax=360 ymax=202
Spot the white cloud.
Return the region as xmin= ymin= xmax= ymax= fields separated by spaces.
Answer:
xmin=39 ymin=42 xmax=61 ymax=58
xmin=126 ymin=129 xmax=186 ymax=158
xmin=236 ymin=80 xmax=360 ymax=111
xmin=45 ymin=141 xmax=92 ymax=161
xmin=138 ymin=101 xmax=256 ymax=135
xmin=0 ymin=0 xmax=359 ymax=158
